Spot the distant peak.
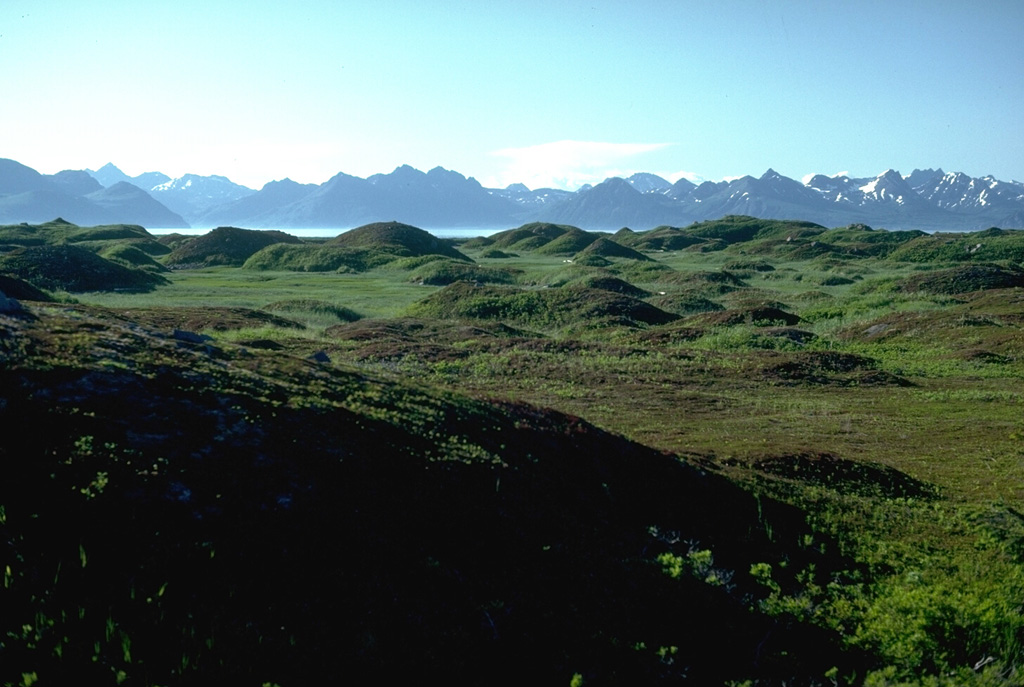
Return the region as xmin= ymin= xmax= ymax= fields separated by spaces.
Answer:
xmin=599 ymin=177 xmax=636 ymax=190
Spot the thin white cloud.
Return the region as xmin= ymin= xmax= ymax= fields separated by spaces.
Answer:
xmin=487 ymin=140 xmax=673 ymax=190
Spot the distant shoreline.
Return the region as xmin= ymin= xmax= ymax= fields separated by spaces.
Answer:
xmin=146 ymin=226 xmax=600 ymax=239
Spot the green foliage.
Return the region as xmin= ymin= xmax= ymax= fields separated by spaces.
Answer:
xmin=99 ymin=243 xmax=169 ymax=273
xmin=8 ymin=216 xmax=1024 ymax=684
xmin=0 ymin=244 xmax=168 ymax=292
xmin=262 ymin=298 xmax=362 ymax=324
xmin=533 ymin=227 xmax=599 ymax=255
xmin=897 ymin=264 xmax=1024 ymax=295
xmin=488 ymin=222 xmax=580 ymax=251
xmin=407 ymin=259 xmax=522 ymax=286
xmin=407 ymin=282 xmax=678 ymax=332
xmin=613 ymin=224 xmax=707 ymax=251
xmin=681 ymin=215 xmax=826 ymax=245
xmin=887 ymin=229 xmax=1024 ymax=263
xmin=327 ymin=221 xmax=470 ymax=262
xmin=164 ymin=226 xmax=303 ymax=267
xmin=476 ymin=247 xmax=517 ymax=259
xmin=574 ymin=237 xmax=652 ymax=262
xmin=242 ymin=243 xmax=371 ymax=272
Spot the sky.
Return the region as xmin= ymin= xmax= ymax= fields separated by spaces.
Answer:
xmin=1 ymin=0 xmax=1022 ymax=191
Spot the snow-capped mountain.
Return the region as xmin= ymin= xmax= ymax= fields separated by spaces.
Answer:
xmin=148 ymin=174 xmax=255 ymax=222
xmin=5 ymin=158 xmax=1024 ymax=231
xmin=625 ymin=173 xmax=672 ymax=194
xmin=0 ymin=159 xmax=187 ymax=227
xmin=912 ymin=170 xmax=1024 ymax=213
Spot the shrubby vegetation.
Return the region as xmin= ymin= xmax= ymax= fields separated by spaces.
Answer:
xmin=3 ymin=216 xmax=1024 ymax=684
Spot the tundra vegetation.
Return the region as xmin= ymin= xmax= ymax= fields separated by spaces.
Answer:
xmin=2 ymin=217 xmax=1024 ymax=685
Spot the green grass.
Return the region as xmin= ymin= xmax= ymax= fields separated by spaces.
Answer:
xmin=75 ymin=267 xmax=434 ymax=319
xmin=11 ymin=218 xmax=1024 ymax=685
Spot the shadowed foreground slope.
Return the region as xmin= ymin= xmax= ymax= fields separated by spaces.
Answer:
xmin=0 ymin=302 xmax=864 ymax=684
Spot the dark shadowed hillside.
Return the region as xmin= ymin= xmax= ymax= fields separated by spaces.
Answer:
xmin=0 ymin=302 xmax=865 ymax=685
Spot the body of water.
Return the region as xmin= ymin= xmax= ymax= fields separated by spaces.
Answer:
xmin=147 ymin=226 xmax=513 ymax=239
xmin=147 ymin=226 xmax=620 ymax=239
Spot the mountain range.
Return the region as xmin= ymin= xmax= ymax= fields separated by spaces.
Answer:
xmin=2 ymin=158 xmax=1022 ymax=232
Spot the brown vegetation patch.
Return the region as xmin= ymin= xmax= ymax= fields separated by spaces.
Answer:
xmin=688 ymin=305 xmax=801 ymax=327
xmin=899 ymin=264 xmax=1024 ymax=295
xmin=630 ymin=325 xmax=706 ymax=346
xmin=759 ymin=327 xmax=818 ymax=345
xmin=0 ymin=274 xmax=53 ymax=301
xmin=756 ymin=351 xmax=911 ymax=387
xmin=747 ymin=452 xmax=939 ymax=499
xmin=326 ymin=317 xmax=526 ymax=345
xmin=112 ymin=306 xmax=306 ymax=333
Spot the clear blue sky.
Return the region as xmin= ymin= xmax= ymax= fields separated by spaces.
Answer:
xmin=2 ymin=0 xmax=1021 ymax=190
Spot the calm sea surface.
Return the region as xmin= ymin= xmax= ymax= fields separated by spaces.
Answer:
xmin=148 ymin=227 xmax=512 ymax=239
xmin=147 ymin=226 xmax=619 ymax=239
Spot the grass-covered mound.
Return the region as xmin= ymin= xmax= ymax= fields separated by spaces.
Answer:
xmin=663 ymin=269 xmax=749 ymax=296
xmin=613 ymin=225 xmax=708 ymax=252
xmin=99 ymin=305 xmax=306 ymax=334
xmin=682 ymin=215 xmax=826 ymax=245
xmin=0 ymin=219 xmax=148 ymax=246
xmin=408 ymin=259 xmax=522 ymax=286
xmin=263 ymin=299 xmax=362 ymax=323
xmin=753 ymin=350 xmax=910 ymax=387
xmin=476 ymin=247 xmax=516 ymax=259
xmin=244 ymin=222 xmax=474 ymax=273
xmin=574 ymin=236 xmax=652 ymax=262
xmin=488 ymin=222 xmax=584 ymax=252
xmin=0 ymin=303 xmax=863 ymax=684
xmin=0 ymin=244 xmax=168 ymax=292
xmin=836 ymin=288 xmax=1024 ymax=360
xmin=685 ymin=304 xmax=802 ymax=327
xmin=533 ymin=226 xmax=600 ymax=255
xmin=895 ymin=263 xmax=1024 ymax=295
xmin=0 ymin=222 xmax=177 ymax=287
xmin=164 ymin=226 xmax=303 ymax=268
xmin=571 ymin=274 xmax=649 ymax=297
xmin=0 ymin=274 xmax=54 ymax=301
xmin=242 ymin=243 xmax=373 ymax=272
xmin=99 ymin=243 xmax=169 ymax=273
xmin=155 ymin=232 xmax=196 ymax=251
xmin=647 ymin=292 xmax=724 ymax=317
xmin=747 ymin=451 xmax=939 ymax=499
xmin=407 ymin=282 xmax=679 ymax=332
xmin=815 ymin=225 xmax=929 ymax=258
xmin=326 ymin=317 xmax=528 ymax=361
xmin=723 ymin=259 xmax=777 ymax=274
xmin=886 ymin=228 xmax=1024 ymax=263
xmin=327 ymin=221 xmax=469 ymax=262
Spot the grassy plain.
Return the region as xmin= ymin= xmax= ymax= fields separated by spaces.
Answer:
xmin=7 ymin=217 xmax=1024 ymax=684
